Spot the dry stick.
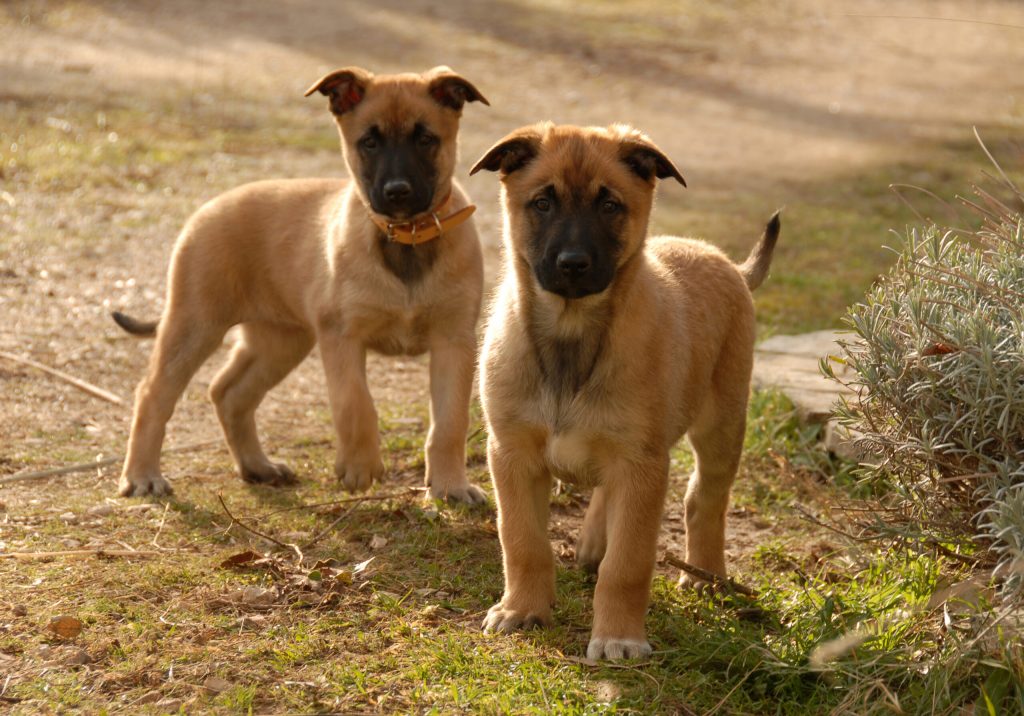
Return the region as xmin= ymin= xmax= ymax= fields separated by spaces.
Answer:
xmin=0 ymin=350 xmax=125 ymax=405
xmin=251 ymin=489 xmax=417 ymax=519
xmin=0 ymin=439 xmax=222 ymax=485
xmin=216 ymin=493 xmax=304 ymax=565
xmin=0 ymin=549 xmax=161 ymax=561
xmin=663 ymin=554 xmax=758 ymax=598
xmin=301 ymin=498 xmax=371 ymax=550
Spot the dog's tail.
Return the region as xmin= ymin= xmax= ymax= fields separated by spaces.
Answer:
xmin=739 ymin=211 xmax=781 ymax=291
xmin=111 ymin=311 xmax=158 ymax=338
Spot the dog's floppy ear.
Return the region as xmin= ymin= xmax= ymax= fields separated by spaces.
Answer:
xmin=470 ymin=127 xmax=543 ymax=177
xmin=426 ymin=66 xmax=490 ymax=111
xmin=304 ymin=67 xmax=373 ymax=116
xmin=618 ymin=131 xmax=687 ymax=187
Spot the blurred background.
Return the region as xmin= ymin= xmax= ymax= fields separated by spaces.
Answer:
xmin=4 ymin=0 xmax=1024 ymax=331
xmin=2 ymin=0 xmax=1024 ymax=452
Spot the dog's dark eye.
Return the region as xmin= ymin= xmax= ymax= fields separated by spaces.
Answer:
xmin=359 ymin=136 xmax=378 ymax=151
xmin=417 ymin=132 xmax=438 ymax=147
xmin=532 ymin=197 xmax=551 ymax=213
xmin=601 ymin=200 xmax=621 ymax=215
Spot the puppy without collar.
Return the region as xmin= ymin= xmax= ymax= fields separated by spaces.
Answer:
xmin=472 ymin=122 xmax=779 ymax=659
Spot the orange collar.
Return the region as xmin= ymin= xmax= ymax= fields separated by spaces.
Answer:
xmin=368 ymin=192 xmax=476 ymax=246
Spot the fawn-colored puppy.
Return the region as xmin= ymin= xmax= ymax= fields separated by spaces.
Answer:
xmin=113 ymin=66 xmax=489 ymax=503
xmin=472 ymin=122 xmax=779 ymax=659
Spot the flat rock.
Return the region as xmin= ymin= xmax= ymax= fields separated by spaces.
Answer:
xmin=753 ymin=330 xmax=870 ymax=460
xmin=752 ymin=330 xmax=854 ymax=421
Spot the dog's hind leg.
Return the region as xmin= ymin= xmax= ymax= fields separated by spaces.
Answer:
xmin=577 ymin=485 xmax=608 ymax=573
xmin=210 ymin=322 xmax=314 ymax=486
xmin=680 ymin=403 xmax=746 ymax=589
xmin=119 ymin=316 xmax=228 ymax=497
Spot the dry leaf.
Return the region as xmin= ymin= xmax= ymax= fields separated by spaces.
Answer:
xmin=219 ymin=551 xmax=262 ymax=569
xmin=46 ymin=615 xmax=83 ymax=639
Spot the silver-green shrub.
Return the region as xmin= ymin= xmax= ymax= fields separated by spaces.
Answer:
xmin=825 ymin=188 xmax=1024 ymax=590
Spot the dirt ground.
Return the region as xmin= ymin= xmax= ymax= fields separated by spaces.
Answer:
xmin=1 ymin=0 xmax=1023 ymax=711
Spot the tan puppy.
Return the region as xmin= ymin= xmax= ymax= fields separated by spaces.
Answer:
xmin=112 ymin=66 xmax=489 ymax=503
xmin=472 ymin=123 xmax=779 ymax=659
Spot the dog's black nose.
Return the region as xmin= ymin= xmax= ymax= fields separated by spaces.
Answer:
xmin=383 ymin=179 xmax=412 ymax=201
xmin=556 ymin=250 xmax=591 ymax=277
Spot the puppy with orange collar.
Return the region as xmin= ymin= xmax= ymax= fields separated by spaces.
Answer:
xmin=113 ymin=66 xmax=489 ymax=503
xmin=473 ymin=122 xmax=779 ymax=659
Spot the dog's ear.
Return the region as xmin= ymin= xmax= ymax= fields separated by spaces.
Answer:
xmin=618 ymin=133 xmax=687 ymax=187
xmin=470 ymin=127 xmax=542 ymax=177
xmin=304 ymin=67 xmax=373 ymax=116
xmin=426 ymin=66 xmax=490 ymax=111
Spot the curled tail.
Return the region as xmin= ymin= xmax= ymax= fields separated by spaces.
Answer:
xmin=112 ymin=311 xmax=158 ymax=338
xmin=739 ymin=211 xmax=781 ymax=291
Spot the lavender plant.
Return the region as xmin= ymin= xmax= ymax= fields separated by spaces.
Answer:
xmin=825 ymin=176 xmax=1024 ymax=590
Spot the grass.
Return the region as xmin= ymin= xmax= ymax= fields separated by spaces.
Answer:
xmin=2 ymin=391 xmax=1019 ymax=714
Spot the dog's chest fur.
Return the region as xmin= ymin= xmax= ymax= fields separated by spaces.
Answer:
xmin=528 ymin=314 xmax=619 ymax=487
xmin=376 ymin=232 xmax=440 ymax=284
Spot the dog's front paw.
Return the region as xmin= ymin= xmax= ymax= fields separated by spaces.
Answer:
xmin=428 ymin=481 xmax=488 ymax=506
xmin=335 ymin=457 xmax=385 ymax=492
xmin=118 ymin=472 xmax=173 ymax=498
xmin=482 ymin=602 xmax=552 ymax=633
xmin=586 ymin=636 xmax=652 ymax=661
xmin=241 ymin=461 xmax=297 ymax=487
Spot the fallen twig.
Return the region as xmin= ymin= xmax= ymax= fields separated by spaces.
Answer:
xmin=251 ymin=489 xmax=418 ymax=519
xmin=664 ymin=554 xmax=758 ymax=597
xmin=302 ymin=499 xmax=364 ymax=550
xmin=217 ymin=493 xmax=304 ymax=565
xmin=0 ymin=549 xmax=161 ymax=561
xmin=0 ymin=350 xmax=125 ymax=405
xmin=0 ymin=439 xmax=221 ymax=486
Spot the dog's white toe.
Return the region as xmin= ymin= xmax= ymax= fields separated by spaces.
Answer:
xmin=118 ymin=473 xmax=173 ymax=498
xmin=482 ymin=603 xmax=550 ymax=633
xmin=587 ymin=637 xmax=652 ymax=661
xmin=429 ymin=482 xmax=488 ymax=506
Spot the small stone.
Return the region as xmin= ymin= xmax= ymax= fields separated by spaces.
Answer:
xmin=62 ymin=646 xmax=91 ymax=665
xmin=86 ymin=504 xmax=114 ymax=517
xmin=156 ymin=698 xmax=183 ymax=713
xmin=135 ymin=691 xmax=162 ymax=704
xmin=203 ymin=675 xmax=232 ymax=694
xmin=237 ymin=586 xmax=275 ymax=607
xmin=58 ymin=512 xmax=78 ymax=524
xmin=12 ymin=604 xmax=27 ymax=617
xmin=124 ymin=504 xmax=155 ymax=514
xmin=369 ymin=535 xmax=388 ymax=550
xmin=61 ymin=538 xmax=82 ymax=549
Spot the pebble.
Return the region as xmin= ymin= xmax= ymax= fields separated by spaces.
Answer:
xmin=62 ymin=647 xmax=91 ymax=666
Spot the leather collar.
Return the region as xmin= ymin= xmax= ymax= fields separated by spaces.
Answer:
xmin=367 ymin=192 xmax=476 ymax=246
